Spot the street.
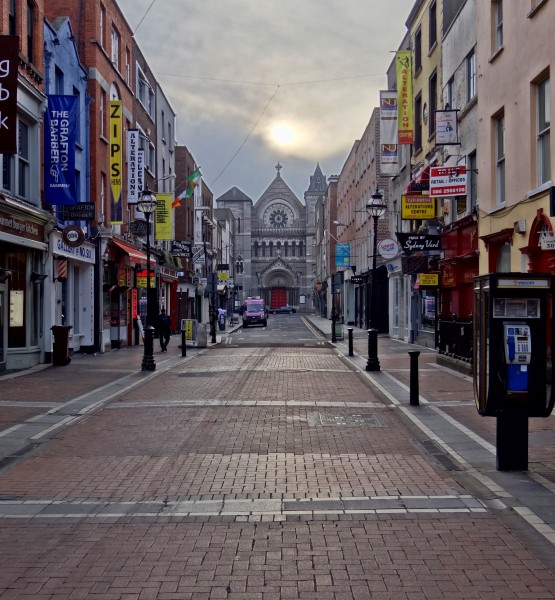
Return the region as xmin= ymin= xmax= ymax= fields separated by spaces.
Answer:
xmin=1 ymin=316 xmax=555 ymax=598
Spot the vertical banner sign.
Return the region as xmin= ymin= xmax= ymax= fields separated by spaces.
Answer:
xmin=0 ymin=36 xmax=19 ymax=154
xmin=396 ymin=51 xmax=414 ymax=144
xmin=44 ymin=95 xmax=78 ymax=205
xmin=126 ymin=129 xmax=139 ymax=205
xmin=194 ymin=172 xmax=203 ymax=246
xmin=154 ymin=193 xmax=173 ymax=241
xmin=379 ymin=91 xmax=398 ymax=144
xmin=380 ymin=145 xmax=399 ymax=175
xmin=134 ymin=148 xmax=145 ymax=220
xmin=335 ymin=243 xmax=351 ymax=269
xmin=380 ymin=90 xmax=399 ymax=175
xmin=109 ymin=101 xmax=123 ymax=224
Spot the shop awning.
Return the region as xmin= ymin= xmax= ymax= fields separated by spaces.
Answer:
xmin=111 ymin=239 xmax=154 ymax=265
xmin=404 ymin=165 xmax=431 ymax=195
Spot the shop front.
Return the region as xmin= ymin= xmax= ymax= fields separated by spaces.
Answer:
xmin=46 ymin=230 xmax=96 ymax=358
xmin=0 ymin=201 xmax=52 ymax=370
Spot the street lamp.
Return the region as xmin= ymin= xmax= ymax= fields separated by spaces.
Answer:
xmin=365 ymin=188 xmax=386 ymax=371
xmin=138 ymin=188 xmax=157 ymax=371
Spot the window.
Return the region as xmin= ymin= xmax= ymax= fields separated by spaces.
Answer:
xmin=429 ymin=1 xmax=437 ymax=50
xmin=161 ymin=110 xmax=165 ymax=142
xmin=494 ymin=0 xmax=503 ymax=51
xmin=111 ymin=27 xmax=120 ymax=69
xmin=27 ymin=2 xmax=34 ymax=64
xmin=495 ymin=112 xmax=505 ymax=206
xmin=537 ymin=77 xmax=551 ymax=185
xmin=125 ymin=48 xmax=130 ymax=84
xmin=73 ymin=86 xmax=81 ymax=143
xmin=446 ymin=77 xmax=455 ymax=110
xmin=17 ymin=121 xmax=29 ymax=199
xmin=414 ymin=28 xmax=422 ymax=72
xmin=99 ymin=90 xmax=106 ymax=138
xmin=55 ymin=66 xmax=64 ymax=94
xmin=99 ymin=5 xmax=105 ymax=47
xmin=429 ymin=71 xmax=437 ymax=137
xmin=9 ymin=0 xmax=16 ymax=35
xmin=100 ymin=172 xmax=106 ymax=215
xmin=414 ymin=94 xmax=422 ymax=151
xmin=467 ymin=50 xmax=476 ymax=102
xmin=468 ymin=152 xmax=477 ymax=210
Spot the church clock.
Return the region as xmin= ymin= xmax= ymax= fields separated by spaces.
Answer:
xmin=264 ymin=202 xmax=294 ymax=229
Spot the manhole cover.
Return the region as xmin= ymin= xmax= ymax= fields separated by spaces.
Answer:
xmin=319 ymin=413 xmax=385 ymax=427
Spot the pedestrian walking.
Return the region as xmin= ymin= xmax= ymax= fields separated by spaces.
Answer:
xmin=218 ymin=306 xmax=227 ymax=331
xmin=156 ymin=308 xmax=171 ymax=352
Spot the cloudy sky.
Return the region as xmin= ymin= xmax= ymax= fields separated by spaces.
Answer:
xmin=118 ymin=0 xmax=414 ymax=202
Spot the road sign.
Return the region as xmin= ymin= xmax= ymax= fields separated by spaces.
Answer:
xmin=59 ymin=202 xmax=96 ymax=221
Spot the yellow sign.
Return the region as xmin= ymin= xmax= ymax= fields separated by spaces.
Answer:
xmin=109 ymin=101 xmax=123 ymax=223
xmin=420 ymin=273 xmax=439 ymax=287
xmin=154 ymin=193 xmax=173 ymax=241
xmin=184 ymin=319 xmax=194 ymax=341
xmin=396 ymin=51 xmax=413 ymax=144
xmin=402 ymin=195 xmax=435 ymax=219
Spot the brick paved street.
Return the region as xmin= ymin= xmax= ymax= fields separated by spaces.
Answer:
xmin=1 ymin=319 xmax=555 ymax=598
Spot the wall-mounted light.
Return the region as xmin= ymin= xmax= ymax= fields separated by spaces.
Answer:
xmin=30 ymin=271 xmax=47 ymax=283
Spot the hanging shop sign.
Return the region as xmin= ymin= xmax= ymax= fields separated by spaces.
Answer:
xmin=430 ymin=165 xmax=467 ymax=197
xmin=396 ymin=233 xmax=441 ymax=252
xmin=378 ymin=238 xmax=399 ymax=259
xmin=401 ymin=195 xmax=435 ymax=219
xmin=418 ymin=273 xmax=439 ymax=287
xmin=61 ymin=224 xmax=85 ymax=248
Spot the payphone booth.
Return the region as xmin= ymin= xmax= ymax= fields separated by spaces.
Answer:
xmin=473 ymin=273 xmax=555 ymax=470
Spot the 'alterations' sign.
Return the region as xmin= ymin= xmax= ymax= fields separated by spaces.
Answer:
xmin=401 ymin=195 xmax=435 ymax=219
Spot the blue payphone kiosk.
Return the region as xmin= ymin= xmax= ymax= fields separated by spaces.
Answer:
xmin=473 ymin=273 xmax=555 ymax=470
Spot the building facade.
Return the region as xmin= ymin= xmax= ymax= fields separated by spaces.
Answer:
xmin=216 ymin=164 xmax=321 ymax=310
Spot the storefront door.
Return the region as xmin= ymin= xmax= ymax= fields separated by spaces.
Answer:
xmin=0 ymin=284 xmax=6 ymax=371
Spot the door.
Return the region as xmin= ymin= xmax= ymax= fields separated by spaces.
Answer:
xmin=271 ymin=287 xmax=287 ymax=309
xmin=0 ymin=284 xmax=6 ymax=371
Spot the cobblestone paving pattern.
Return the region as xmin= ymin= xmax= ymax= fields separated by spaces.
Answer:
xmin=2 ymin=516 xmax=555 ymax=599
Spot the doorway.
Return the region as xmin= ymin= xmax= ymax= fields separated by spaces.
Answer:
xmin=0 ymin=284 xmax=6 ymax=371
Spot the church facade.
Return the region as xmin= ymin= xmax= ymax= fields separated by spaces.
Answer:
xmin=216 ymin=163 xmax=327 ymax=311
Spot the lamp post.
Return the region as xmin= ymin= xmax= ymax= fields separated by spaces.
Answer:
xmin=138 ymin=188 xmax=157 ymax=371
xmin=365 ymin=188 xmax=386 ymax=371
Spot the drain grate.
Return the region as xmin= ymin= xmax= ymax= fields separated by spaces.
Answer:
xmin=178 ymin=371 xmax=219 ymax=377
xmin=319 ymin=413 xmax=385 ymax=427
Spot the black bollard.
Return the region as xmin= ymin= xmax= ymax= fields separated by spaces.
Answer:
xmin=365 ymin=328 xmax=380 ymax=371
xmin=181 ymin=328 xmax=187 ymax=357
xmin=331 ymin=312 xmax=337 ymax=343
xmin=141 ymin=325 xmax=156 ymax=371
xmin=347 ymin=327 xmax=354 ymax=356
xmin=408 ymin=350 xmax=420 ymax=406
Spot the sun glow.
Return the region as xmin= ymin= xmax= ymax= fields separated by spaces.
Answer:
xmin=270 ymin=123 xmax=296 ymax=147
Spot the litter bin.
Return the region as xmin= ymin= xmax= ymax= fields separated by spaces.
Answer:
xmin=51 ymin=325 xmax=72 ymax=366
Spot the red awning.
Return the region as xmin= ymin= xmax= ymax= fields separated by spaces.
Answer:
xmin=404 ymin=165 xmax=431 ymax=195
xmin=111 ymin=239 xmax=154 ymax=265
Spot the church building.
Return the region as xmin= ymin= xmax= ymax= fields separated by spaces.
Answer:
xmin=216 ymin=163 xmax=327 ymax=311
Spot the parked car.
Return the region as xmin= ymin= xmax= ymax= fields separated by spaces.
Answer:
xmin=271 ymin=305 xmax=296 ymax=314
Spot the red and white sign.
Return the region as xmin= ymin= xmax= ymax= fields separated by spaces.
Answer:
xmin=430 ymin=165 xmax=467 ymax=197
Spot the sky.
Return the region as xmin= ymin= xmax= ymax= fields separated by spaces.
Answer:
xmin=118 ymin=0 xmax=414 ymax=203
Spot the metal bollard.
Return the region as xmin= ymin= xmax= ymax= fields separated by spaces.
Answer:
xmin=408 ymin=350 xmax=420 ymax=406
xmin=347 ymin=327 xmax=354 ymax=356
xmin=141 ymin=326 xmax=156 ymax=371
xmin=181 ymin=328 xmax=187 ymax=357
xmin=365 ymin=328 xmax=380 ymax=371
xmin=331 ymin=313 xmax=337 ymax=343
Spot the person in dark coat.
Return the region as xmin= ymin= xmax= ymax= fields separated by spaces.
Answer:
xmin=156 ymin=308 xmax=171 ymax=352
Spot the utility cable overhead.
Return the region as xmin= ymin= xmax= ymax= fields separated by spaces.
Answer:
xmin=133 ymin=0 xmax=159 ymax=35
xmin=209 ymin=85 xmax=281 ymax=188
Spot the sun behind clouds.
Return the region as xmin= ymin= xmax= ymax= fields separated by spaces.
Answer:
xmin=268 ymin=122 xmax=297 ymax=148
